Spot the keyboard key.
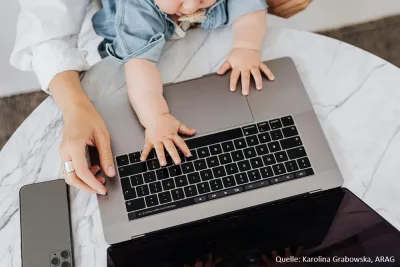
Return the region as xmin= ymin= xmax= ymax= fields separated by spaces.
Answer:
xmin=287 ymin=146 xmax=307 ymax=159
xmin=231 ymin=150 xmax=245 ymax=162
xmin=268 ymin=141 xmax=282 ymax=153
xmin=222 ymin=176 xmax=236 ymax=188
xmin=149 ymin=181 xmax=162 ymax=194
xmin=128 ymin=152 xmax=141 ymax=163
xmin=126 ymin=198 xmax=145 ymax=212
xmin=280 ymin=136 xmax=302 ymax=150
xmin=116 ymin=155 xmax=129 ymax=166
xmin=158 ymin=191 xmax=172 ymax=204
xmin=281 ymin=116 xmax=295 ymax=127
xmin=187 ymin=172 xmax=201 ymax=184
xmin=262 ymin=155 xmax=276 ymax=166
xmin=121 ymin=178 xmax=136 ymax=200
xmin=178 ymin=152 xmax=186 ymax=164
xmin=257 ymin=121 xmax=270 ymax=132
xmin=147 ymin=159 xmax=160 ymax=171
xmin=186 ymin=128 xmax=243 ymax=149
xmin=258 ymin=132 xmax=271 ymax=143
xmin=275 ymin=151 xmax=288 ymax=163
xmin=244 ymin=147 xmax=257 ymax=159
xmin=247 ymin=169 xmax=261 ymax=181
xmin=269 ymin=119 xmax=282 ymax=129
xmin=219 ymin=153 xmax=232 ymax=165
xmin=282 ymin=126 xmax=298 ymax=138
xmin=221 ymin=141 xmax=235 ymax=152
xmin=269 ymin=174 xmax=295 ymax=184
xmin=235 ymin=173 xmax=249 ymax=185
xmin=245 ymin=180 xmax=270 ymax=191
xmin=147 ymin=149 xmax=156 ymax=160
xmin=250 ymin=157 xmax=264 ymax=169
xmin=197 ymin=182 xmax=211 ymax=194
xmin=162 ymin=178 xmax=175 ymax=190
xmin=246 ymin=135 xmax=259 ymax=146
xmin=255 ymin=144 xmax=269 ymax=156
xmin=194 ymin=196 xmax=208 ymax=203
xmin=181 ymin=162 xmax=195 ymax=174
xmin=296 ymin=168 xmax=314 ymax=178
xmin=184 ymin=185 xmax=198 ymax=197
xmin=209 ymin=144 xmax=223 ymax=155
xmin=193 ymin=159 xmax=207 ymax=171
xmin=143 ymin=171 xmax=157 ymax=183
xmin=200 ymin=169 xmax=214 ymax=181
xmin=212 ymin=166 xmax=226 ymax=178
xmin=226 ymin=163 xmax=239 ymax=175
xmin=171 ymin=188 xmax=185 ymax=201
xmin=197 ymin=147 xmax=210 ymax=158
xmin=260 ymin=166 xmax=274 ymax=178
xmin=118 ymin=162 xmax=147 ymax=177
xmin=233 ymin=138 xmax=247 ymax=149
xmin=164 ymin=156 xmax=174 ymax=167
xmin=297 ymin=157 xmax=311 ymax=169
xmin=242 ymin=124 xmax=258 ymax=136
xmin=156 ymin=168 xmax=169 ymax=180
xmin=270 ymin=129 xmax=284 ymax=140
xmin=168 ymin=165 xmax=182 ymax=177
xmin=206 ymin=156 xmax=220 ymax=168
xmin=130 ymin=174 xmax=144 ymax=186
xmin=238 ymin=160 xmax=251 ymax=172
xmin=145 ymin=195 xmax=159 ymax=207
xmin=272 ymin=163 xmax=286 ymax=175
xmin=210 ymin=179 xmax=223 ymax=191
xmin=208 ymin=187 xmax=242 ymax=200
xmin=285 ymin=160 xmax=299 ymax=172
xmin=186 ymin=150 xmax=198 ymax=161
xmin=174 ymin=175 xmax=188 ymax=187
xmin=136 ymin=184 xmax=150 ymax=197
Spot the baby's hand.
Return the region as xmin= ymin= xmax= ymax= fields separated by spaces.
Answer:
xmin=140 ymin=113 xmax=195 ymax=166
xmin=217 ymin=48 xmax=275 ymax=95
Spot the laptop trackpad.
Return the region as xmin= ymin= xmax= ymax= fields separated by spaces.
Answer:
xmin=164 ymin=74 xmax=254 ymax=136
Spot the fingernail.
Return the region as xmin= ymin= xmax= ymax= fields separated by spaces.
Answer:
xmin=107 ymin=166 xmax=116 ymax=176
xmin=187 ymin=153 xmax=192 ymax=157
xmin=99 ymin=177 xmax=106 ymax=184
xmin=98 ymin=189 xmax=107 ymax=195
xmin=271 ymin=76 xmax=275 ymax=81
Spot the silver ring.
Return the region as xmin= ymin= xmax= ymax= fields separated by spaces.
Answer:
xmin=62 ymin=161 xmax=75 ymax=175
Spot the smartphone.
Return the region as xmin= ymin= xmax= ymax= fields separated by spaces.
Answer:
xmin=20 ymin=179 xmax=73 ymax=267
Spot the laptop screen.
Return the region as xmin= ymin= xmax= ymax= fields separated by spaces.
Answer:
xmin=107 ymin=188 xmax=400 ymax=267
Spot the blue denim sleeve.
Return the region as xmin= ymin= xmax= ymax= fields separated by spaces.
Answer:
xmin=106 ymin=0 xmax=167 ymax=63
xmin=227 ymin=0 xmax=268 ymax=25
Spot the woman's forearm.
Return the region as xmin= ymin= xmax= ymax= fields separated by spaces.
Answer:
xmin=125 ymin=58 xmax=169 ymax=128
xmin=232 ymin=10 xmax=267 ymax=52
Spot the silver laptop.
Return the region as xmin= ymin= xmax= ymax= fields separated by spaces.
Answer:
xmin=90 ymin=57 xmax=343 ymax=245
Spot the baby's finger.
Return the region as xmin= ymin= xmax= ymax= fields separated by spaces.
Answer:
xmin=164 ymin=138 xmax=181 ymax=165
xmin=154 ymin=142 xmax=167 ymax=166
xmin=140 ymin=140 xmax=153 ymax=161
xmin=172 ymin=135 xmax=192 ymax=157
xmin=230 ymin=69 xmax=240 ymax=92
xmin=90 ymin=165 xmax=101 ymax=175
xmin=217 ymin=61 xmax=232 ymax=75
xmin=241 ymin=70 xmax=251 ymax=95
xmin=251 ymin=67 xmax=263 ymax=90
xmin=260 ymin=63 xmax=275 ymax=81
xmin=178 ymin=123 xmax=196 ymax=136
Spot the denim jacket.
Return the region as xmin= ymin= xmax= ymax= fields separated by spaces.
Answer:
xmin=93 ymin=0 xmax=268 ymax=63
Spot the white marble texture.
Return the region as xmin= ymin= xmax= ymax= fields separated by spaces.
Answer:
xmin=1 ymin=27 xmax=400 ymax=267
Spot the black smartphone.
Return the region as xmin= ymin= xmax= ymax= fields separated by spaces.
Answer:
xmin=20 ymin=179 xmax=74 ymax=267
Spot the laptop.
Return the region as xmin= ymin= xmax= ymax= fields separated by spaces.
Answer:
xmin=90 ymin=57 xmax=343 ymax=245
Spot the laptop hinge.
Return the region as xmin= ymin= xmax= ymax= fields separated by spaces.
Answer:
xmin=130 ymin=234 xmax=145 ymax=240
xmin=309 ymin=189 xmax=323 ymax=194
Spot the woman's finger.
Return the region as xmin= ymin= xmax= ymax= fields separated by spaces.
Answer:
xmin=241 ymin=70 xmax=251 ymax=95
xmin=230 ymin=69 xmax=241 ymax=92
xmin=178 ymin=123 xmax=196 ymax=136
xmin=172 ymin=135 xmax=191 ymax=157
xmin=217 ymin=61 xmax=232 ymax=75
xmin=64 ymin=171 xmax=97 ymax=193
xmin=154 ymin=142 xmax=167 ymax=166
xmin=94 ymin=130 xmax=116 ymax=177
xmin=251 ymin=67 xmax=263 ymax=90
xmin=260 ymin=63 xmax=275 ymax=81
xmin=163 ymin=138 xmax=181 ymax=165
xmin=140 ymin=140 xmax=153 ymax=161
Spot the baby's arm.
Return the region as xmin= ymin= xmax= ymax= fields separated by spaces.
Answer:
xmin=218 ymin=11 xmax=275 ymax=95
xmin=125 ymin=59 xmax=194 ymax=166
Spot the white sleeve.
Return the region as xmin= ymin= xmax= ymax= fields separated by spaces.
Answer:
xmin=10 ymin=0 xmax=93 ymax=92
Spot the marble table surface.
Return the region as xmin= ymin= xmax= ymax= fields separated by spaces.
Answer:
xmin=1 ymin=27 xmax=400 ymax=267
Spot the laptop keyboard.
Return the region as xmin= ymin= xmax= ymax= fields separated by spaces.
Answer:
xmin=116 ymin=115 xmax=314 ymax=220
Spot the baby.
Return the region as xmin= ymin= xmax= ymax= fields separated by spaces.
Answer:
xmin=93 ymin=0 xmax=275 ymax=166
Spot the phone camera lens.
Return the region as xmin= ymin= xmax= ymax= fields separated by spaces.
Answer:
xmin=51 ymin=257 xmax=60 ymax=266
xmin=60 ymin=250 xmax=69 ymax=259
xmin=61 ymin=261 xmax=71 ymax=267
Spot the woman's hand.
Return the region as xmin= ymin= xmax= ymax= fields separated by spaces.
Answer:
xmin=140 ymin=113 xmax=195 ymax=166
xmin=217 ymin=48 xmax=275 ymax=95
xmin=267 ymin=0 xmax=312 ymax=18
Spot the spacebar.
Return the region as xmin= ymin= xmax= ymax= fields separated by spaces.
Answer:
xmin=185 ymin=128 xmax=243 ymax=149
xmin=128 ymin=198 xmax=195 ymax=220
